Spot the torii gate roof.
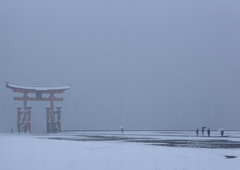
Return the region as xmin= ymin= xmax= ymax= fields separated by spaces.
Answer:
xmin=6 ymin=82 xmax=70 ymax=93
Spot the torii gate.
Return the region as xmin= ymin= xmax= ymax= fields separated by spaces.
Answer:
xmin=6 ymin=82 xmax=70 ymax=133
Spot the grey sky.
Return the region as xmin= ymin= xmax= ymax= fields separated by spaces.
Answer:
xmin=1 ymin=1 xmax=240 ymax=132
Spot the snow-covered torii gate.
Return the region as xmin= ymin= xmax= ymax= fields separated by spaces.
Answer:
xmin=6 ymin=82 xmax=70 ymax=133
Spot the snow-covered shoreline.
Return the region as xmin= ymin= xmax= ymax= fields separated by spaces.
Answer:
xmin=1 ymin=131 xmax=239 ymax=170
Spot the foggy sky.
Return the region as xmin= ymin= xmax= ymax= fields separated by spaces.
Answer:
xmin=1 ymin=0 xmax=240 ymax=132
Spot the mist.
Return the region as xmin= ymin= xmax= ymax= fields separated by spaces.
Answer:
xmin=1 ymin=0 xmax=240 ymax=132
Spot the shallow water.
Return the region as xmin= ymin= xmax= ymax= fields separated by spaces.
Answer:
xmin=46 ymin=133 xmax=240 ymax=149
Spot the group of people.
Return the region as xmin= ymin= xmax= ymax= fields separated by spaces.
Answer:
xmin=196 ymin=127 xmax=210 ymax=137
xmin=196 ymin=127 xmax=224 ymax=137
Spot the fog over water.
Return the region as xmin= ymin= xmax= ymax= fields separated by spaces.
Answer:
xmin=1 ymin=1 xmax=240 ymax=132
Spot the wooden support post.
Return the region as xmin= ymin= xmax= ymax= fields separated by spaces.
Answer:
xmin=26 ymin=107 xmax=32 ymax=133
xmin=23 ymin=108 xmax=27 ymax=133
xmin=56 ymin=107 xmax=62 ymax=132
xmin=46 ymin=107 xmax=50 ymax=133
xmin=16 ymin=107 xmax=22 ymax=133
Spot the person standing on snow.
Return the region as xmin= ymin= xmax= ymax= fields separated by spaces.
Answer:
xmin=207 ymin=128 xmax=210 ymax=137
xmin=196 ymin=129 xmax=199 ymax=137
xmin=221 ymin=130 xmax=224 ymax=137
xmin=202 ymin=127 xmax=204 ymax=136
xmin=120 ymin=127 xmax=124 ymax=134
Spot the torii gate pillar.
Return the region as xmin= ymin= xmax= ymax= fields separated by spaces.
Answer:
xmin=46 ymin=106 xmax=62 ymax=133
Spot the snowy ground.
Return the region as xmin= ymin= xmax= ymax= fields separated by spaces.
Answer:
xmin=0 ymin=131 xmax=240 ymax=170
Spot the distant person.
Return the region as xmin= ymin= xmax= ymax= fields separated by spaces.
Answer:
xmin=202 ymin=127 xmax=204 ymax=136
xmin=221 ymin=130 xmax=224 ymax=137
xmin=207 ymin=128 xmax=210 ymax=137
xmin=196 ymin=129 xmax=199 ymax=137
xmin=120 ymin=127 xmax=124 ymax=134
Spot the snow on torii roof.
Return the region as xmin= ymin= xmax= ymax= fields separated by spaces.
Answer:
xmin=6 ymin=82 xmax=70 ymax=93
